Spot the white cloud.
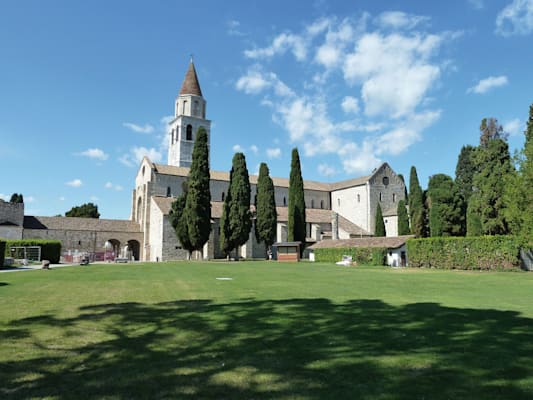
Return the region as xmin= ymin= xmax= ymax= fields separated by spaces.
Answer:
xmin=66 ymin=179 xmax=82 ymax=187
xmin=0 ymin=194 xmax=7 ymax=201
xmin=232 ymin=144 xmax=244 ymax=153
xmin=59 ymin=196 xmax=66 ymax=201
xmin=266 ymin=148 xmax=281 ymax=158
xmin=105 ymin=182 xmax=124 ymax=191
xmin=244 ymin=32 xmax=307 ymax=61
xmin=90 ymin=196 xmax=99 ymax=202
xmin=122 ymin=122 xmax=155 ymax=134
xmin=250 ymin=145 xmax=259 ymax=154
xmin=468 ymin=0 xmax=485 ymax=10
xmin=237 ymin=14 xmax=447 ymax=176
xmin=236 ymin=67 xmax=294 ymax=97
xmin=375 ymin=11 xmax=430 ymax=30
xmin=504 ymin=118 xmax=524 ymax=136
xmin=467 ymin=75 xmax=508 ymax=94
xmin=25 ymin=196 xmax=36 ymax=203
xmin=341 ymin=96 xmax=360 ymax=114
xmin=227 ymin=19 xmax=245 ymax=36
xmin=496 ymin=0 xmax=533 ymax=36
xmin=77 ymin=148 xmax=109 ymax=161
xmin=318 ymin=163 xmax=337 ymax=176
xmin=120 ymin=146 xmax=162 ymax=168
xmin=344 ymin=32 xmax=442 ymax=118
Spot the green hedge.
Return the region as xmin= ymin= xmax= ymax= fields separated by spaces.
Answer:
xmin=4 ymin=240 xmax=62 ymax=264
xmin=407 ymin=236 xmax=522 ymax=271
xmin=0 ymin=240 xmax=5 ymax=267
xmin=314 ymin=247 xmax=387 ymax=266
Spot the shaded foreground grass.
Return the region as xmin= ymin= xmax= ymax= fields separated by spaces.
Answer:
xmin=1 ymin=262 xmax=533 ymax=399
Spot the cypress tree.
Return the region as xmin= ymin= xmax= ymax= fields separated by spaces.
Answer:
xmin=469 ymin=138 xmax=513 ymax=235
xmin=255 ymin=162 xmax=277 ymax=257
xmin=220 ymin=152 xmax=252 ymax=259
xmin=375 ymin=203 xmax=385 ymax=237
xmin=169 ymin=183 xmax=193 ymax=258
xmin=397 ymin=200 xmax=410 ymax=235
xmin=427 ymin=174 xmax=465 ymax=237
xmin=288 ymin=148 xmax=306 ymax=247
xmin=408 ymin=166 xmax=426 ymax=237
xmin=9 ymin=193 xmax=23 ymax=203
xmin=184 ymin=127 xmax=211 ymax=257
xmin=455 ymin=145 xmax=476 ymax=203
xmin=504 ymin=103 xmax=533 ymax=239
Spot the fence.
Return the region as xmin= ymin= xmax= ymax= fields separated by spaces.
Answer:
xmin=10 ymin=246 xmax=41 ymax=261
xmin=61 ymin=251 xmax=116 ymax=263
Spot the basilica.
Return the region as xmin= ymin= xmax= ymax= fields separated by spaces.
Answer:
xmin=0 ymin=60 xmax=406 ymax=262
xmin=132 ymin=61 xmax=406 ymax=261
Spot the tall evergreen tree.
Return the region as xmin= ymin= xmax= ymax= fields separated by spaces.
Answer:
xmin=9 ymin=193 xmax=23 ymax=203
xmin=408 ymin=166 xmax=426 ymax=237
xmin=427 ymin=174 xmax=465 ymax=237
xmin=184 ymin=127 xmax=211 ymax=256
xmin=255 ymin=163 xmax=277 ymax=257
xmin=374 ymin=203 xmax=386 ymax=237
xmin=219 ymin=152 xmax=252 ymax=259
xmin=479 ymin=117 xmax=507 ymax=148
xmin=397 ymin=200 xmax=410 ymax=235
xmin=469 ymin=138 xmax=513 ymax=235
xmin=504 ymin=103 xmax=533 ymax=239
xmin=455 ymin=145 xmax=476 ymax=203
xmin=65 ymin=202 xmax=100 ymax=218
xmin=288 ymin=148 xmax=306 ymax=246
xmin=169 ymin=182 xmax=193 ymax=258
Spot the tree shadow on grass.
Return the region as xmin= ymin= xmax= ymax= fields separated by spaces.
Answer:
xmin=1 ymin=299 xmax=533 ymax=399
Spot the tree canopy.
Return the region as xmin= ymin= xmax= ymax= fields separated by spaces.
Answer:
xmin=408 ymin=166 xmax=426 ymax=237
xmin=397 ymin=200 xmax=410 ymax=236
xmin=427 ymin=174 xmax=465 ymax=237
xmin=288 ymin=148 xmax=306 ymax=245
xmin=374 ymin=203 xmax=385 ymax=237
xmin=169 ymin=182 xmax=193 ymax=257
xmin=9 ymin=193 xmax=24 ymax=204
xmin=65 ymin=202 xmax=100 ymax=218
xmin=255 ymin=162 xmax=277 ymax=255
xmin=220 ymin=152 xmax=252 ymax=259
xmin=183 ymin=127 xmax=211 ymax=253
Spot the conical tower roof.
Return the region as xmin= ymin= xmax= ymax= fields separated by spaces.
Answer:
xmin=179 ymin=60 xmax=203 ymax=97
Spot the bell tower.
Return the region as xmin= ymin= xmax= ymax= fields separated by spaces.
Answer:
xmin=167 ymin=58 xmax=211 ymax=167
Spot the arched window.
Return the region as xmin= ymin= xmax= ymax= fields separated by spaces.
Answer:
xmin=186 ymin=125 xmax=192 ymax=141
xmin=357 ymin=194 xmax=360 ymax=203
xmin=338 ymin=198 xmax=340 ymax=207
xmin=379 ymin=192 xmax=383 ymax=202
xmin=393 ymin=193 xmax=396 ymax=202
xmin=311 ymin=199 xmax=314 ymax=208
xmin=136 ymin=197 xmax=142 ymax=222
xmin=182 ymin=100 xmax=187 ymax=114
xmin=320 ymin=200 xmax=324 ymax=209
xmin=193 ymin=100 xmax=199 ymax=116
xmin=166 ymin=187 xmax=171 ymax=197
xmin=221 ymin=192 xmax=225 ymax=201
xmin=283 ymin=197 xmax=286 ymax=206
xmin=142 ymin=166 xmax=145 ymax=176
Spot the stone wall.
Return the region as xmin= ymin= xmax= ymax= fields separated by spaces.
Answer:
xmin=0 ymin=202 xmax=24 ymax=226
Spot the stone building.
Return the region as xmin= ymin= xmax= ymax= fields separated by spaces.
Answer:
xmin=1 ymin=60 xmax=406 ymax=262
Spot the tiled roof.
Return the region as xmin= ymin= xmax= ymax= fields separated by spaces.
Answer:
xmin=152 ymin=163 xmax=332 ymax=191
xmin=179 ymin=61 xmax=203 ymax=97
xmin=309 ymin=235 xmax=414 ymax=250
xmin=23 ymin=216 xmax=141 ymax=232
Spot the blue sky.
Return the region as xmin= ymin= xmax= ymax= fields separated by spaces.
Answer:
xmin=1 ymin=0 xmax=532 ymax=219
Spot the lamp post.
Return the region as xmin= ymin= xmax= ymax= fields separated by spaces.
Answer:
xmin=104 ymin=241 xmax=112 ymax=262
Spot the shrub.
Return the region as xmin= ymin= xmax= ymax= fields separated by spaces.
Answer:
xmin=4 ymin=240 xmax=61 ymax=264
xmin=407 ymin=236 xmax=522 ymax=271
xmin=0 ymin=240 xmax=5 ymax=267
xmin=314 ymin=247 xmax=388 ymax=266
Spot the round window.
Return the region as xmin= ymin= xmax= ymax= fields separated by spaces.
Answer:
xmin=382 ymin=176 xmax=389 ymax=186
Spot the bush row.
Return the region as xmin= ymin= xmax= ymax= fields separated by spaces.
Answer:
xmin=3 ymin=239 xmax=62 ymax=264
xmin=0 ymin=240 xmax=5 ymax=267
xmin=406 ymin=236 xmax=523 ymax=271
xmin=314 ymin=247 xmax=387 ymax=266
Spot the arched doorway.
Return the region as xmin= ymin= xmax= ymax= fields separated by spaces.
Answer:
xmin=127 ymin=240 xmax=140 ymax=261
xmin=105 ymin=239 xmax=120 ymax=261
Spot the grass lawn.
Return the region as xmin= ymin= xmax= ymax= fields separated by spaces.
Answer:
xmin=1 ymin=262 xmax=532 ymax=399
